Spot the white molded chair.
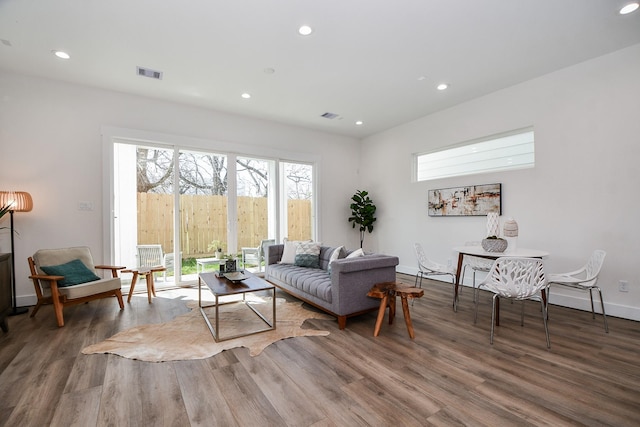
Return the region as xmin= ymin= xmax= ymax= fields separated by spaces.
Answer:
xmin=242 ymin=239 xmax=275 ymax=272
xmin=474 ymin=257 xmax=550 ymax=348
xmin=28 ymin=246 xmax=125 ymax=327
xmin=461 ymin=241 xmax=492 ymax=302
xmin=547 ymin=250 xmax=607 ymax=332
xmin=413 ymin=243 xmax=456 ymax=309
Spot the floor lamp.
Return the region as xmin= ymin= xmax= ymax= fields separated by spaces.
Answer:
xmin=0 ymin=191 xmax=33 ymax=316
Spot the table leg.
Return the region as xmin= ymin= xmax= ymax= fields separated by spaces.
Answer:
xmin=373 ymin=294 xmax=388 ymax=337
xmin=388 ymin=293 xmax=396 ymax=325
xmin=400 ymin=295 xmax=415 ymax=339
xmin=453 ymin=252 xmax=465 ymax=311
xmin=127 ymin=272 xmax=139 ymax=303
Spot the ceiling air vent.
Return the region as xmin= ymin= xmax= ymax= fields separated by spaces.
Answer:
xmin=321 ymin=112 xmax=340 ymax=120
xmin=137 ymin=66 xmax=163 ymax=80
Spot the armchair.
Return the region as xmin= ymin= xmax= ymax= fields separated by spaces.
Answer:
xmin=242 ymin=239 xmax=275 ymax=272
xmin=28 ymin=246 xmax=125 ymax=327
xmin=136 ymin=244 xmax=176 ymax=281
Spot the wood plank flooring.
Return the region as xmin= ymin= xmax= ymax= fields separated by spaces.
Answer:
xmin=1 ymin=274 xmax=639 ymax=426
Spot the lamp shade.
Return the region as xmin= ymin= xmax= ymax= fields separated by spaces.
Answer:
xmin=0 ymin=191 xmax=33 ymax=212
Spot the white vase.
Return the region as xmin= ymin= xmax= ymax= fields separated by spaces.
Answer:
xmin=503 ymin=218 xmax=518 ymax=252
xmin=486 ymin=212 xmax=500 ymax=237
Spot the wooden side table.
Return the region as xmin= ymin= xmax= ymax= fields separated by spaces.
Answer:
xmin=367 ymin=282 xmax=424 ymax=339
xmin=123 ymin=266 xmax=166 ymax=303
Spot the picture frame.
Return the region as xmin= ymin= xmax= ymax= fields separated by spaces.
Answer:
xmin=428 ymin=183 xmax=502 ymax=216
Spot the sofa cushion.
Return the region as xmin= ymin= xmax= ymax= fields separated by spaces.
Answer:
xmin=267 ymin=264 xmax=332 ymax=302
xmin=40 ymin=258 xmax=101 ymax=287
xmin=295 ymin=241 xmax=321 ymax=268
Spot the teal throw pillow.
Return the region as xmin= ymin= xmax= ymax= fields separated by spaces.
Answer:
xmin=294 ymin=241 xmax=321 ymax=268
xmin=40 ymin=258 xmax=101 ymax=287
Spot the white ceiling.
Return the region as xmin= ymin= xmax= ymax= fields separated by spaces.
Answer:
xmin=1 ymin=0 xmax=639 ymax=138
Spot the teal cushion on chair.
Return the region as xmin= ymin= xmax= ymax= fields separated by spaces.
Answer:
xmin=40 ymin=258 xmax=101 ymax=287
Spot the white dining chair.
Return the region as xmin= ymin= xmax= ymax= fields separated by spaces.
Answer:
xmin=547 ymin=250 xmax=607 ymax=332
xmin=414 ymin=243 xmax=456 ymax=309
xmin=461 ymin=241 xmax=492 ymax=302
xmin=474 ymin=257 xmax=550 ymax=348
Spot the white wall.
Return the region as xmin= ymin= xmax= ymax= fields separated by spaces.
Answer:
xmin=0 ymin=71 xmax=362 ymax=306
xmin=361 ymin=43 xmax=640 ymax=321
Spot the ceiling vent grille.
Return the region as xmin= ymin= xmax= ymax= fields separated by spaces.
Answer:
xmin=321 ymin=112 xmax=340 ymax=120
xmin=137 ymin=66 xmax=163 ymax=80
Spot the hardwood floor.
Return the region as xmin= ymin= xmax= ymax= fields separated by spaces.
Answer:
xmin=1 ymin=274 xmax=639 ymax=426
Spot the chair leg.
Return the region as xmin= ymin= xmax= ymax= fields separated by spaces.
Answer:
xmin=596 ymin=287 xmax=609 ymax=333
xmin=474 ymin=289 xmax=480 ymax=324
xmin=589 ymin=288 xmax=596 ymax=319
xmin=53 ymin=300 xmax=65 ymax=327
xmin=490 ymin=294 xmax=498 ymax=344
xmin=540 ymin=298 xmax=551 ymax=348
xmin=30 ymin=300 xmax=43 ymax=318
xmin=115 ymin=289 xmax=125 ymax=309
xmin=472 ymin=270 xmax=477 ymax=302
xmin=521 ymin=300 xmax=526 ymax=326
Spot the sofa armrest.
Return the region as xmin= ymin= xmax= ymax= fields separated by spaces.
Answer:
xmin=331 ymin=254 xmax=399 ymax=274
xmin=329 ymin=255 xmax=399 ymax=315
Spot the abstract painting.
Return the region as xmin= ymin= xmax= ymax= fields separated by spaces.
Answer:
xmin=428 ymin=183 xmax=501 ymax=216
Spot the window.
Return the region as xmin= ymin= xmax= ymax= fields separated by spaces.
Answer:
xmin=414 ymin=128 xmax=534 ymax=181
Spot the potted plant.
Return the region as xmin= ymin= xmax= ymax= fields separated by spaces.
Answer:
xmin=207 ymin=240 xmax=225 ymax=259
xmin=348 ymin=190 xmax=377 ymax=249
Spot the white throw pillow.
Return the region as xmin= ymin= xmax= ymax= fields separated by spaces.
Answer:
xmin=280 ymin=239 xmax=300 ymax=264
xmin=329 ymin=246 xmax=344 ymax=265
xmin=346 ymin=248 xmax=365 ymax=259
xmin=327 ymin=245 xmax=344 ymax=274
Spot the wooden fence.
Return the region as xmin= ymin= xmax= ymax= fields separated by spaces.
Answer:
xmin=137 ymin=193 xmax=311 ymax=258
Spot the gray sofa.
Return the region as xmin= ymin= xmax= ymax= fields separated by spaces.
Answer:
xmin=265 ymin=244 xmax=399 ymax=329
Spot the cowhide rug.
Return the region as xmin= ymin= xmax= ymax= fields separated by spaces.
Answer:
xmin=82 ymin=297 xmax=331 ymax=362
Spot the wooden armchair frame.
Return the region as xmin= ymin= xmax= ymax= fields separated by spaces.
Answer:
xmin=28 ymin=247 xmax=126 ymax=327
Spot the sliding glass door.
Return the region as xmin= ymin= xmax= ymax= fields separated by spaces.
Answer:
xmin=111 ymin=135 xmax=316 ymax=286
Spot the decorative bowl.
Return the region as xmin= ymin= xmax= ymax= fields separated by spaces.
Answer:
xmin=482 ymin=238 xmax=508 ymax=253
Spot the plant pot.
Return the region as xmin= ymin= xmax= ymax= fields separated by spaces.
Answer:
xmin=482 ymin=238 xmax=508 ymax=253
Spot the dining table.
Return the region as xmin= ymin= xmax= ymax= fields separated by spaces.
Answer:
xmin=452 ymin=246 xmax=550 ymax=323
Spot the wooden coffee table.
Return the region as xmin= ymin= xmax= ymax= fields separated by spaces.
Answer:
xmin=198 ymin=271 xmax=276 ymax=342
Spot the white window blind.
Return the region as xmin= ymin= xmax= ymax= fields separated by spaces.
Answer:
xmin=415 ymin=128 xmax=534 ymax=181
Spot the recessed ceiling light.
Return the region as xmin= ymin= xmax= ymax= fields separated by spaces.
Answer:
xmin=298 ymin=25 xmax=313 ymax=36
xmin=52 ymin=50 xmax=70 ymax=59
xmin=241 ymin=93 xmax=251 ymax=99
xmin=620 ymin=2 xmax=639 ymax=14
xmin=355 ymin=121 xmax=364 ymax=126
xmin=437 ymin=83 xmax=449 ymax=91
